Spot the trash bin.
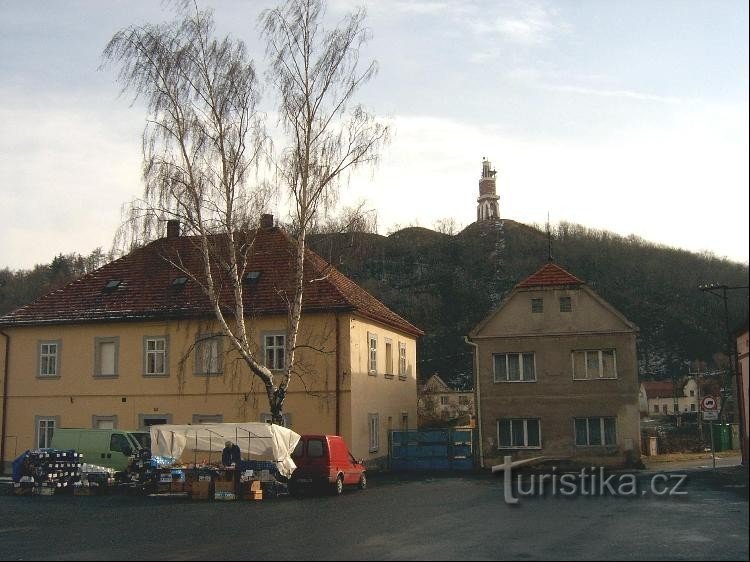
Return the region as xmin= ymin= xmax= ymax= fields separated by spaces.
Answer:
xmin=711 ymin=423 xmax=733 ymax=452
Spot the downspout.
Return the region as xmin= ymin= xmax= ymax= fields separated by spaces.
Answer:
xmin=1 ymin=329 xmax=10 ymax=474
xmin=464 ymin=336 xmax=484 ymax=469
xmin=335 ymin=313 xmax=340 ymax=436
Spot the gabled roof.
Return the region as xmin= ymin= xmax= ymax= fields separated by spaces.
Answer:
xmin=641 ymin=381 xmax=679 ymax=399
xmin=0 ymin=227 xmax=423 ymax=337
xmin=516 ymin=262 xmax=584 ymax=288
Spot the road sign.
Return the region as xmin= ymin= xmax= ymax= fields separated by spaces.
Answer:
xmin=703 ymin=411 xmax=719 ymax=421
xmin=701 ymin=395 xmax=718 ymax=411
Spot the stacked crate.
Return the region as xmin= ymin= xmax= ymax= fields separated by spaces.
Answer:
xmin=14 ymin=449 xmax=82 ymax=495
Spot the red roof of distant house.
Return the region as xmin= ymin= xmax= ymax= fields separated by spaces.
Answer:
xmin=0 ymin=226 xmax=423 ymax=337
xmin=516 ymin=262 xmax=585 ymax=288
xmin=642 ymin=380 xmax=678 ymax=399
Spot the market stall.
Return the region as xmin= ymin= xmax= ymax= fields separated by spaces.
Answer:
xmin=142 ymin=422 xmax=301 ymax=500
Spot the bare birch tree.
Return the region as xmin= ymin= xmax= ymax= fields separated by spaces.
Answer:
xmin=102 ymin=4 xmax=288 ymax=421
xmin=103 ymin=0 xmax=388 ymax=424
xmin=260 ymin=0 xmax=389 ymax=421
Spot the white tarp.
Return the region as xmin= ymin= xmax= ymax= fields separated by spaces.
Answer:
xmin=149 ymin=422 xmax=301 ymax=478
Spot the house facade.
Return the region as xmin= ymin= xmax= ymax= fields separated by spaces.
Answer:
xmin=417 ymin=374 xmax=475 ymax=427
xmin=736 ymin=322 xmax=749 ymax=466
xmin=467 ymin=262 xmax=641 ymax=468
xmin=0 ymin=219 xmax=422 ymax=471
xmin=639 ymin=378 xmax=699 ymax=417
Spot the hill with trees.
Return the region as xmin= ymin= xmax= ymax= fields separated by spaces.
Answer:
xmin=308 ymin=219 xmax=748 ymax=385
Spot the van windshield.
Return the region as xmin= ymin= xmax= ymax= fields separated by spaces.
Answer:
xmin=130 ymin=432 xmax=151 ymax=450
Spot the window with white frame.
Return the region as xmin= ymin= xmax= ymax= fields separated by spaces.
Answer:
xmin=398 ymin=342 xmax=407 ymax=378
xmin=572 ymin=349 xmax=617 ymax=380
xmin=368 ymin=333 xmax=378 ymax=374
xmin=144 ymin=336 xmax=167 ymax=376
xmin=195 ymin=334 xmax=223 ymax=375
xmin=94 ymin=337 xmax=119 ymax=377
xmin=39 ymin=341 xmax=60 ymax=377
xmin=498 ymin=418 xmax=541 ymax=449
xmin=368 ymin=413 xmax=379 ymax=452
xmin=264 ymin=333 xmax=286 ymax=371
xmin=36 ymin=416 xmax=57 ymax=448
xmin=575 ymin=417 xmax=616 ymax=446
xmin=385 ymin=339 xmax=394 ymax=376
xmin=440 ymin=396 xmax=450 ymax=406
xmin=494 ymin=352 xmax=536 ymax=382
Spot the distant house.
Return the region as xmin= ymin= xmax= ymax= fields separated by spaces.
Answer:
xmin=640 ymin=378 xmax=699 ymax=417
xmin=0 ymin=217 xmax=422 ymax=471
xmin=467 ymin=262 xmax=641 ymax=468
xmin=418 ymin=374 xmax=475 ymax=427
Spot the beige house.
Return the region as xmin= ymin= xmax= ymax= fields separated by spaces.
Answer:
xmin=736 ymin=322 xmax=749 ymax=466
xmin=0 ymin=219 xmax=422 ymax=471
xmin=467 ymin=262 xmax=641 ymax=468
xmin=417 ymin=374 xmax=475 ymax=427
xmin=639 ymin=378 xmax=699 ymax=417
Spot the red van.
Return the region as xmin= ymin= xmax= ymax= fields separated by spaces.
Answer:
xmin=289 ymin=435 xmax=367 ymax=496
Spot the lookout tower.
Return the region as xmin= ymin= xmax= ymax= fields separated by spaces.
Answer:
xmin=477 ymin=157 xmax=500 ymax=221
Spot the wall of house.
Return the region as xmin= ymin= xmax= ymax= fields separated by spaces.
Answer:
xmin=0 ymin=313 xmax=349 ymax=468
xmin=737 ymin=329 xmax=749 ymax=464
xmin=347 ymin=315 xmax=418 ymax=469
xmin=473 ymin=286 xmax=641 ymax=468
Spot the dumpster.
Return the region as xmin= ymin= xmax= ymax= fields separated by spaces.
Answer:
xmin=711 ymin=423 xmax=733 ymax=452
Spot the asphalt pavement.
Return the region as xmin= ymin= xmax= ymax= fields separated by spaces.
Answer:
xmin=0 ymin=463 xmax=747 ymax=561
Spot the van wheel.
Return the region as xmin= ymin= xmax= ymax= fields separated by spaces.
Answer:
xmin=332 ymin=475 xmax=344 ymax=496
xmin=358 ymin=473 xmax=367 ymax=490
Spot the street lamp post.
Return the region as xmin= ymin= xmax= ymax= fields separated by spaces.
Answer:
xmin=698 ymin=283 xmax=749 ymax=466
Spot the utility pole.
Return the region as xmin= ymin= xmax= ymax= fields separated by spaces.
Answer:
xmin=698 ymin=283 xmax=749 ymax=466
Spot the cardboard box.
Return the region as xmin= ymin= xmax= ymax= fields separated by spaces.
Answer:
xmin=191 ymin=480 xmax=211 ymax=500
xmin=247 ymin=490 xmax=263 ymax=501
xmin=170 ymin=481 xmax=185 ymax=493
xmin=214 ymin=481 xmax=236 ymax=493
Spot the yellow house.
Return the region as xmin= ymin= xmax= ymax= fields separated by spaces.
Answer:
xmin=0 ymin=219 xmax=422 ymax=471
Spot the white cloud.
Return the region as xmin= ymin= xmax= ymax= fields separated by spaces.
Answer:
xmin=471 ymin=3 xmax=570 ymax=45
xmin=548 ymin=84 xmax=685 ymax=104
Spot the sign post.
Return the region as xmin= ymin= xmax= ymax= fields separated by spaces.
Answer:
xmin=701 ymin=396 xmax=719 ymax=471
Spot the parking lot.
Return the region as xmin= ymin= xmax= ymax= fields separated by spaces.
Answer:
xmin=0 ymin=466 xmax=747 ymax=561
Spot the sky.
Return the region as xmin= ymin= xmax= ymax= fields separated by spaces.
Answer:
xmin=0 ymin=0 xmax=748 ymax=269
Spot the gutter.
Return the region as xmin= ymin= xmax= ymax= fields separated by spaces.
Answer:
xmin=335 ymin=313 xmax=340 ymax=436
xmin=1 ymin=329 xmax=9 ymax=474
xmin=464 ymin=336 xmax=484 ymax=469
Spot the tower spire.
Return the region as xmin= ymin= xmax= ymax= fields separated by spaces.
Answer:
xmin=477 ymin=157 xmax=500 ymax=222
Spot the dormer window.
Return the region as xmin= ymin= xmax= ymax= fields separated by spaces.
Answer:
xmin=103 ymin=280 xmax=122 ymax=291
xmin=244 ymin=271 xmax=261 ymax=285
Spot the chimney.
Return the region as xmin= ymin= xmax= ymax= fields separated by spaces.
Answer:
xmin=166 ymin=220 xmax=180 ymax=238
xmin=260 ymin=214 xmax=274 ymax=229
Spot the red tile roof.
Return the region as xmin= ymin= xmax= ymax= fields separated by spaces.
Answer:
xmin=0 ymin=227 xmax=423 ymax=337
xmin=516 ymin=262 xmax=585 ymax=288
xmin=641 ymin=381 xmax=678 ymax=399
